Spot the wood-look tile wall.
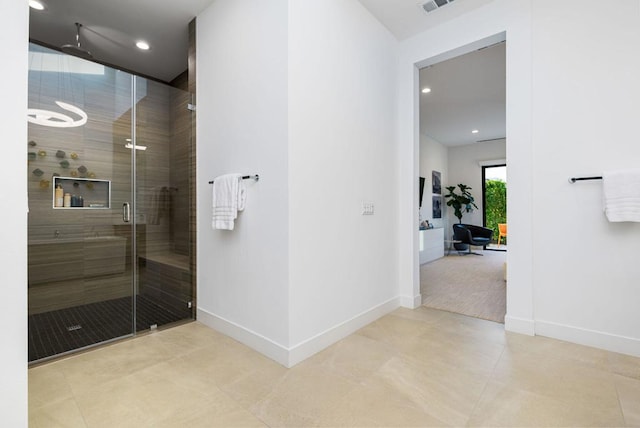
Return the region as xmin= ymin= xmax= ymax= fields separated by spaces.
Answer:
xmin=168 ymin=71 xmax=191 ymax=256
xmin=28 ymin=63 xmax=134 ymax=314
xmin=28 ymin=44 xmax=195 ymax=316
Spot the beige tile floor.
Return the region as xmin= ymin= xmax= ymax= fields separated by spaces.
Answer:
xmin=29 ymin=307 xmax=640 ymax=427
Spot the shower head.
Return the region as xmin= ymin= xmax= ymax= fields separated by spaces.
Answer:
xmin=61 ymin=22 xmax=93 ymax=60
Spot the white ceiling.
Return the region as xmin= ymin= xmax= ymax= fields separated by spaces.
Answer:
xmin=420 ymin=42 xmax=505 ymax=146
xmin=29 ymin=0 xmax=215 ymax=82
xmin=357 ymin=0 xmax=506 ymax=147
xmin=357 ymin=0 xmax=494 ymax=41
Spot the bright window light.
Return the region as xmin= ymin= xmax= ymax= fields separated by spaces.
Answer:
xmin=29 ymin=52 xmax=105 ymax=75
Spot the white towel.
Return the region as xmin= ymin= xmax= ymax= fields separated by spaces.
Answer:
xmin=212 ymin=174 xmax=246 ymax=230
xmin=603 ymin=168 xmax=640 ymax=222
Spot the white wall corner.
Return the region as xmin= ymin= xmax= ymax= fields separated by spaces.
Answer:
xmin=199 ymin=297 xmax=401 ymax=368
xmin=287 ymin=297 xmax=401 ymax=367
xmin=400 ymin=293 xmax=423 ymax=309
xmin=505 ymin=314 xmax=535 ymax=336
xmin=197 ymin=308 xmax=290 ymax=367
xmin=535 ymin=319 xmax=640 ymax=359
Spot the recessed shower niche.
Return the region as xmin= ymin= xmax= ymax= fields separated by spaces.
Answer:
xmin=52 ymin=177 xmax=111 ymax=209
xmin=27 ymin=42 xmax=195 ymax=363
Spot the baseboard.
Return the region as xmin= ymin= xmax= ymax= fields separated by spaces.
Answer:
xmin=196 ymin=308 xmax=290 ymax=366
xmin=505 ymin=315 xmax=535 ymax=336
xmin=535 ymin=319 xmax=640 ymax=358
xmin=399 ymin=293 xmax=422 ymax=309
xmin=288 ymin=297 xmax=401 ymax=367
xmin=197 ymin=297 xmax=401 ymax=368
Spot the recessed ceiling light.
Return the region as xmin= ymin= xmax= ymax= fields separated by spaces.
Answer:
xmin=29 ymin=0 xmax=45 ymax=10
xmin=472 ymin=129 xmax=479 ymax=134
xmin=421 ymin=87 xmax=431 ymax=94
xmin=136 ymin=41 xmax=150 ymax=50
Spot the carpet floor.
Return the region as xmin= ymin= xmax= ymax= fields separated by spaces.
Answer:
xmin=28 ymin=294 xmax=191 ymax=362
xmin=420 ymin=249 xmax=506 ymax=323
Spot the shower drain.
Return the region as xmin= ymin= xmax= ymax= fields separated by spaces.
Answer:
xmin=66 ymin=324 xmax=82 ymax=332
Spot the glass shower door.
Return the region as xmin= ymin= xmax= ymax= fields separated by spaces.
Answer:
xmin=27 ymin=43 xmax=135 ymax=362
xmin=132 ymin=76 xmax=194 ymax=332
xmin=27 ymin=45 xmax=194 ymax=363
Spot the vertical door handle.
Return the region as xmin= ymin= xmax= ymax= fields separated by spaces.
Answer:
xmin=123 ymin=203 xmax=131 ymax=223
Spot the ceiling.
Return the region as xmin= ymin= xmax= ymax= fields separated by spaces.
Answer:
xmin=357 ymin=0 xmax=494 ymax=41
xmin=28 ymin=0 xmax=505 ymax=146
xmin=29 ymin=0 xmax=215 ymax=83
xmin=419 ymin=42 xmax=505 ymax=146
xmin=357 ymin=0 xmax=505 ymax=147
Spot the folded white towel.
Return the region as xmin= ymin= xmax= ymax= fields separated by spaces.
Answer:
xmin=212 ymin=174 xmax=246 ymax=230
xmin=603 ymin=168 xmax=640 ymax=222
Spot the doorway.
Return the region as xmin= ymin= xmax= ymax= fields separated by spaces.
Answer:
xmin=27 ymin=43 xmax=195 ymax=362
xmin=418 ymin=36 xmax=507 ymax=323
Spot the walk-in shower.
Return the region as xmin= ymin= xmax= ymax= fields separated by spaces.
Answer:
xmin=27 ymin=43 xmax=195 ymax=362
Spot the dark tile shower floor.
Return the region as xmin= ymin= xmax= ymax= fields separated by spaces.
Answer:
xmin=28 ymin=294 xmax=191 ymax=362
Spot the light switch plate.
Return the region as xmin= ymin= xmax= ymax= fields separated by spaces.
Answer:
xmin=362 ymin=202 xmax=374 ymax=215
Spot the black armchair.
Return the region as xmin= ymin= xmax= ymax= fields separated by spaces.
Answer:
xmin=452 ymin=224 xmax=493 ymax=255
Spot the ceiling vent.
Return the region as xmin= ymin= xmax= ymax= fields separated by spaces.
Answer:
xmin=421 ymin=0 xmax=455 ymax=14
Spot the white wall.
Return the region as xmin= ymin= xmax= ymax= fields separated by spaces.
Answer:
xmin=530 ymin=0 xmax=640 ymax=354
xmin=197 ymin=0 xmax=399 ymax=366
xmin=288 ymin=0 xmax=399 ymax=356
xmin=0 ymin=1 xmax=28 ymax=425
xmin=447 ymin=139 xmax=506 ymax=233
xmin=196 ymin=0 xmax=291 ymax=356
xmin=400 ymin=0 xmax=640 ymax=356
xmin=419 ymin=134 xmax=448 ymax=230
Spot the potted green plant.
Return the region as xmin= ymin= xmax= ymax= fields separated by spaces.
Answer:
xmin=444 ymin=183 xmax=478 ymax=224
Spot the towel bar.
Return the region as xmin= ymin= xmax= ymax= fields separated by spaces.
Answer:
xmin=569 ymin=176 xmax=602 ymax=183
xmin=208 ymin=174 xmax=259 ymax=184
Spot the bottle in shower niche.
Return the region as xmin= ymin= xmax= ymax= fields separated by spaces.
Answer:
xmin=70 ymin=195 xmax=84 ymax=207
xmin=54 ymin=184 xmax=64 ymax=207
xmin=63 ymin=193 xmax=71 ymax=207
